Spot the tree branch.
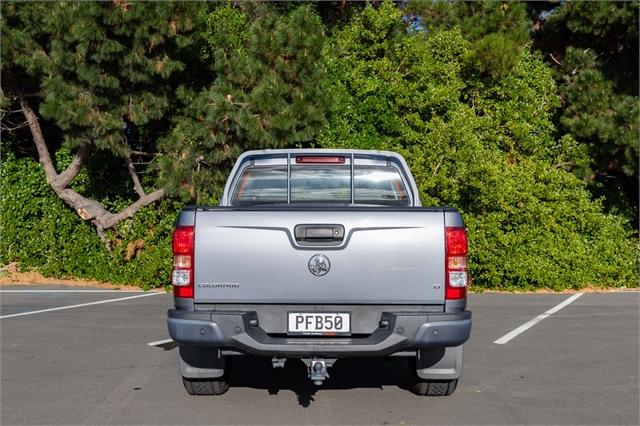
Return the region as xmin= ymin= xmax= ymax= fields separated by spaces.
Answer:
xmin=130 ymin=150 xmax=160 ymax=156
xmin=549 ymin=53 xmax=563 ymax=66
xmin=103 ymin=189 xmax=165 ymax=229
xmin=0 ymin=120 xmax=29 ymax=131
xmin=125 ymin=153 xmax=146 ymax=197
xmin=92 ymin=221 xmax=112 ymax=250
xmin=6 ymin=70 xmax=166 ymax=249
xmin=55 ymin=145 xmax=91 ymax=188
xmin=6 ymin=72 xmax=59 ymax=184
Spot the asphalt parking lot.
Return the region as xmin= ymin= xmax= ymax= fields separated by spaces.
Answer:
xmin=1 ymin=285 xmax=638 ymax=425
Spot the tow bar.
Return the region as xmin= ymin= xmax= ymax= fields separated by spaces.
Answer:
xmin=302 ymin=358 xmax=336 ymax=385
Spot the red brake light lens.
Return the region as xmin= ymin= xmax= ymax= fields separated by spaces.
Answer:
xmin=173 ymin=226 xmax=194 ymax=255
xmin=296 ymin=156 xmax=346 ymax=164
xmin=445 ymin=227 xmax=467 ymax=256
xmin=172 ymin=226 xmax=194 ymax=298
xmin=173 ymin=279 xmax=193 ymax=298
xmin=445 ymin=227 xmax=468 ymax=300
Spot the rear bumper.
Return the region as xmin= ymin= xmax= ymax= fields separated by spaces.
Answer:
xmin=167 ymin=309 xmax=471 ymax=357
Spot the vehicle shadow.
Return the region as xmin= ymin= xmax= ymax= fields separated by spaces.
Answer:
xmin=227 ymin=356 xmax=414 ymax=407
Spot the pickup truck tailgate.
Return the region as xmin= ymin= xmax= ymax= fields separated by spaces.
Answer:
xmin=193 ymin=209 xmax=445 ymax=304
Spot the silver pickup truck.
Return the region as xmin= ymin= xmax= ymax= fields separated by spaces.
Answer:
xmin=167 ymin=149 xmax=472 ymax=396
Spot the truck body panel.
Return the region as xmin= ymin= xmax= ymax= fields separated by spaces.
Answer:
xmin=193 ymin=209 xmax=446 ymax=304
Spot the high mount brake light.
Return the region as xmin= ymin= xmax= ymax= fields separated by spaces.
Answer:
xmin=172 ymin=226 xmax=194 ymax=298
xmin=445 ymin=227 xmax=468 ymax=300
xmin=295 ymin=156 xmax=346 ymax=164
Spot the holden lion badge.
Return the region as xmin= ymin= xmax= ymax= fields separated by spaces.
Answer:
xmin=308 ymin=254 xmax=330 ymax=276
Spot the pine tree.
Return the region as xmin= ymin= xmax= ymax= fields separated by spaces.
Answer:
xmin=158 ymin=3 xmax=330 ymax=203
xmin=535 ymin=0 xmax=639 ymax=223
xmin=406 ymin=0 xmax=639 ymax=224
xmin=2 ymin=1 xmax=198 ymax=244
xmin=406 ymin=0 xmax=531 ymax=78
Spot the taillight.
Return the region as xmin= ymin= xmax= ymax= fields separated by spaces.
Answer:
xmin=295 ymin=156 xmax=346 ymax=164
xmin=445 ymin=227 xmax=468 ymax=299
xmin=172 ymin=225 xmax=194 ymax=298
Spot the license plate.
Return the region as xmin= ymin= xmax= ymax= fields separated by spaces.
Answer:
xmin=287 ymin=312 xmax=351 ymax=336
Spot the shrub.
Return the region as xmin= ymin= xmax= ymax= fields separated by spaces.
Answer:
xmin=318 ymin=4 xmax=638 ymax=290
xmin=0 ymin=149 xmax=178 ymax=289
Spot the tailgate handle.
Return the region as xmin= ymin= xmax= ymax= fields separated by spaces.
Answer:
xmin=294 ymin=224 xmax=345 ymax=246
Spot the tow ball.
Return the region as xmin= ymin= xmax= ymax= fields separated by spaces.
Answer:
xmin=302 ymin=358 xmax=336 ymax=385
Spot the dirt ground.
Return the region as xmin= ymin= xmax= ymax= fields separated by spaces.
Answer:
xmin=0 ymin=263 xmax=159 ymax=291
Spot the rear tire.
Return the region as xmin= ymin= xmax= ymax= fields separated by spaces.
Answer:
xmin=409 ymin=378 xmax=458 ymax=396
xmin=182 ymin=377 xmax=230 ymax=395
xmin=179 ymin=346 xmax=230 ymax=395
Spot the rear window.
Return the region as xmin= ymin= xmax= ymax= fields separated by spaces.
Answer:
xmin=231 ymin=165 xmax=410 ymax=206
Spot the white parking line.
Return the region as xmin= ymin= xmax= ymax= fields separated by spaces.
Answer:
xmin=494 ymin=293 xmax=584 ymax=345
xmin=0 ymin=292 xmax=166 ymax=319
xmin=0 ymin=290 xmax=150 ymax=293
xmin=147 ymin=338 xmax=174 ymax=346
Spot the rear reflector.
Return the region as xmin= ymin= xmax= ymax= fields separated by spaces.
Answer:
xmin=172 ymin=269 xmax=190 ymax=287
xmin=172 ymin=226 xmax=194 ymax=298
xmin=447 ymin=256 xmax=467 ymax=269
xmin=295 ymin=156 xmax=346 ymax=164
xmin=173 ymin=255 xmax=191 ymax=268
xmin=449 ymin=271 xmax=468 ymax=287
xmin=445 ymin=227 xmax=468 ymax=300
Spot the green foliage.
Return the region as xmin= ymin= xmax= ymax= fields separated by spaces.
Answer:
xmin=0 ymin=149 xmax=177 ymax=289
xmin=159 ymin=4 xmax=331 ymax=203
xmin=540 ymin=0 xmax=638 ymax=91
xmin=199 ymin=4 xmax=249 ymax=61
xmin=561 ymin=65 xmax=639 ymax=176
xmin=1 ymin=1 xmax=637 ymax=291
xmin=2 ymin=1 xmax=198 ymax=154
xmin=410 ymin=0 xmax=639 ymax=225
xmin=319 ymin=3 xmax=638 ymax=290
xmin=535 ymin=0 xmax=639 ymax=223
xmin=408 ymin=0 xmax=531 ymax=78
xmin=464 ymin=158 xmax=637 ymax=290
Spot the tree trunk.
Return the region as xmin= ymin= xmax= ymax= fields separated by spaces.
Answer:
xmin=8 ymin=74 xmax=166 ymax=249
